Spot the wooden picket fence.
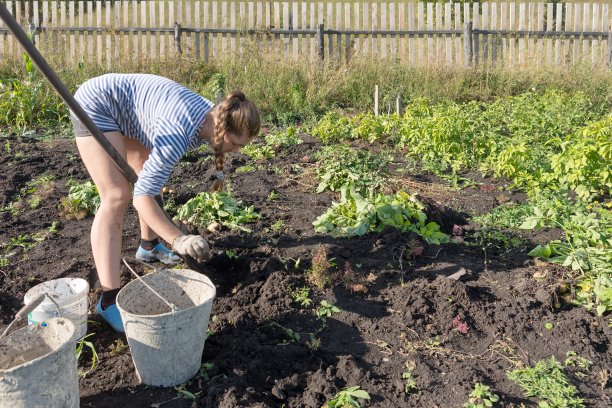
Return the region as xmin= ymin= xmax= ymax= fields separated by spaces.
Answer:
xmin=0 ymin=1 xmax=610 ymax=68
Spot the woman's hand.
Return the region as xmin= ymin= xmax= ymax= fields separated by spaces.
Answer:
xmin=172 ymin=234 xmax=210 ymax=263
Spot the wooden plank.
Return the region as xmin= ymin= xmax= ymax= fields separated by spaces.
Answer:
xmin=582 ymin=3 xmax=590 ymax=61
xmin=545 ymin=2 xmax=553 ymax=65
xmin=380 ymin=1 xmax=387 ymax=59
xmin=591 ymin=3 xmax=599 ymax=65
xmin=517 ymin=2 xmax=525 ymax=66
xmin=344 ymin=2 xmax=351 ymax=63
xmin=204 ymin=0 xmax=210 ymax=62
xmin=417 ymin=2 xmax=424 ymax=66
xmin=536 ymin=2 xmax=544 ymax=66
xmin=435 ymin=2 xmax=442 ymax=64
xmin=273 ymin=1 xmax=280 ymax=59
xmin=42 ymin=0 xmax=49 ymax=52
xmin=482 ymin=2 xmax=489 ymax=66
xmin=564 ymin=3 xmax=573 ymax=65
xmin=326 ymin=2 xmax=332 ymax=59
xmin=444 ymin=2 xmax=451 ymax=65
xmin=211 ymin=0 xmax=218 ymax=59
xmin=60 ymin=1 xmax=67 ymax=65
xmin=573 ymin=2 xmax=581 ymax=64
xmin=32 ymin=1 xmax=40 ymax=52
xmin=397 ymin=2 xmax=405 ymax=61
xmin=149 ymin=0 xmax=157 ymax=60
xmin=473 ymin=2 xmax=480 ymax=66
xmin=229 ymin=1 xmax=236 ymax=56
xmin=185 ymin=0 xmax=192 ymax=55
xmin=6 ymin=1 xmax=13 ymax=58
xmin=105 ymin=1 xmax=111 ymax=68
xmin=140 ymin=0 xmax=147 ymax=60
xmin=389 ymin=1 xmax=397 ymax=58
xmin=426 ymin=3 xmax=433 ymax=64
xmin=51 ymin=1 xmax=58 ymax=63
xmin=604 ymin=3 xmax=610 ymax=66
xmin=555 ymin=2 xmax=562 ymax=64
xmin=284 ymin=1 xmax=291 ymax=61
xmin=491 ymin=2 xmax=498 ymax=66
xmin=194 ymin=1 xmax=201 ymax=60
xmin=159 ymin=0 xmax=165 ymax=58
xmin=122 ymin=0 xmax=129 ymax=62
xmin=362 ymin=2 xmax=369 ymax=56
xmin=132 ymin=0 xmax=139 ymax=62
xmin=455 ymin=2 xmax=462 ymax=66
xmin=96 ymin=1 xmax=102 ymax=66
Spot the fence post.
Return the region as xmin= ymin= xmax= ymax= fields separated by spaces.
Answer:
xmin=174 ymin=22 xmax=182 ymax=54
xmin=396 ymin=95 xmax=401 ymax=116
xmin=374 ymin=85 xmax=379 ymax=116
xmin=464 ymin=22 xmax=473 ymax=67
xmin=317 ymin=23 xmax=324 ymax=61
xmin=608 ymin=31 xmax=612 ymax=68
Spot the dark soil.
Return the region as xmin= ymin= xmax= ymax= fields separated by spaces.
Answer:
xmin=1 ymin=134 xmax=610 ymax=408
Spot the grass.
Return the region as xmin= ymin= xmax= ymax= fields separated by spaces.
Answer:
xmin=0 ymin=51 xmax=610 ymax=133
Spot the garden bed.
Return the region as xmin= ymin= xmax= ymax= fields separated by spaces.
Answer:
xmin=0 ymin=133 xmax=610 ymax=407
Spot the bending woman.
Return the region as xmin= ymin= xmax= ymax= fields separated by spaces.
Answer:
xmin=71 ymin=73 xmax=260 ymax=332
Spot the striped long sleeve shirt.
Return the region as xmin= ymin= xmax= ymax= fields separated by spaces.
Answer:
xmin=72 ymin=73 xmax=214 ymax=196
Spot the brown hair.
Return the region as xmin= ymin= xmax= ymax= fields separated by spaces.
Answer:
xmin=210 ymin=90 xmax=260 ymax=191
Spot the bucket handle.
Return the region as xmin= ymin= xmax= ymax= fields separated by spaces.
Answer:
xmin=122 ymin=257 xmax=180 ymax=313
xmin=0 ymin=293 xmax=61 ymax=340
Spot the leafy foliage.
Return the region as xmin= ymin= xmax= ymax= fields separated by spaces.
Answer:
xmin=314 ymin=189 xmax=448 ymax=244
xmin=314 ymin=145 xmax=391 ymax=195
xmin=175 ymin=191 xmax=260 ymax=232
xmin=59 ymin=180 xmax=101 ymax=220
xmin=507 ymin=357 xmax=584 ymax=408
xmin=464 ymin=383 xmax=500 ymax=408
xmin=326 ymin=386 xmax=370 ymax=408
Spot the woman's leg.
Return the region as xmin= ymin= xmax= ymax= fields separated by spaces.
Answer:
xmin=76 ymin=131 xmax=131 ymax=291
xmin=124 ymin=137 xmax=157 ymax=241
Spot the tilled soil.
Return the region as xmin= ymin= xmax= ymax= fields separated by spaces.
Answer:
xmin=0 ymin=134 xmax=610 ymax=407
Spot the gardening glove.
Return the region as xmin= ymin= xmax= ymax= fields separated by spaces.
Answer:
xmin=172 ymin=234 xmax=210 ymax=263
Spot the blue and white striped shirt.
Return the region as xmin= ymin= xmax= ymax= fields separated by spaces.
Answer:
xmin=73 ymin=73 xmax=214 ymax=196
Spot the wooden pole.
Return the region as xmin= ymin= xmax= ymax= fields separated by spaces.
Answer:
xmin=396 ymin=95 xmax=401 ymax=116
xmin=464 ymin=22 xmax=473 ymax=67
xmin=374 ymin=85 xmax=379 ymax=116
xmin=174 ymin=21 xmax=182 ymax=54
xmin=608 ymin=31 xmax=612 ymax=68
xmin=317 ymin=23 xmax=324 ymax=61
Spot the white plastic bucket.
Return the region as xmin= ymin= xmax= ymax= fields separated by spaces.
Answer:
xmin=24 ymin=278 xmax=89 ymax=340
xmin=116 ymin=269 xmax=216 ymax=387
xmin=0 ymin=318 xmax=79 ymax=408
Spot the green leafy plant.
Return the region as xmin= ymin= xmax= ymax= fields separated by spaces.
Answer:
xmin=507 ymin=357 xmax=584 ymax=407
xmin=314 ymin=189 xmax=449 ymax=244
xmin=402 ymin=367 xmax=418 ymax=394
xmin=175 ymin=191 xmax=260 ymax=232
xmin=76 ymin=333 xmax=99 ymax=377
xmin=264 ymin=126 xmax=303 ymax=148
xmin=290 ymin=286 xmax=313 ymax=307
xmin=316 ymin=300 xmax=341 ymax=319
xmin=326 ymin=386 xmax=370 ymax=408
xmin=464 ymin=383 xmax=500 ymax=408
xmin=240 ymin=142 xmax=275 ymax=161
xmin=60 ymin=180 xmax=101 ymax=220
xmin=314 ymin=145 xmax=390 ymax=196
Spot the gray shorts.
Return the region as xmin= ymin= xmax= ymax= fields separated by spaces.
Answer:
xmin=70 ymin=112 xmax=120 ymax=137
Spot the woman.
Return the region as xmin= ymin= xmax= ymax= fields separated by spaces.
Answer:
xmin=71 ymin=73 xmax=260 ymax=332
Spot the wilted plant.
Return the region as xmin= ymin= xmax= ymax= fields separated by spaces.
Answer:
xmin=306 ymin=245 xmax=336 ymax=290
xmin=60 ymin=180 xmax=100 ymax=220
xmin=76 ymin=333 xmax=98 ymax=377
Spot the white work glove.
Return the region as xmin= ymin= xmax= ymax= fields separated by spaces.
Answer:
xmin=172 ymin=234 xmax=210 ymax=263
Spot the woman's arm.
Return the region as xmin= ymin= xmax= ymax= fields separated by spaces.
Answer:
xmin=132 ymin=195 xmax=182 ymax=244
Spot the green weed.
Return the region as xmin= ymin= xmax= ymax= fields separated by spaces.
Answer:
xmin=316 ymin=300 xmax=341 ymax=319
xmin=290 ymin=286 xmax=313 ymax=307
xmin=507 ymin=357 xmax=584 ymax=407
xmin=76 ymin=333 xmax=98 ymax=377
xmin=326 ymin=386 xmax=370 ymax=408
xmin=175 ymin=191 xmax=260 ymax=232
xmin=59 ymin=180 xmax=100 ymax=220
xmin=464 ymin=383 xmax=500 ymax=408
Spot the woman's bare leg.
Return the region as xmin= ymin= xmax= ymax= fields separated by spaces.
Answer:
xmin=124 ymin=137 xmax=157 ymax=242
xmin=75 ymin=131 xmax=130 ymax=291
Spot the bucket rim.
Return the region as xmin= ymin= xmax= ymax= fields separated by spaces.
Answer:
xmin=116 ymin=269 xmax=216 ymax=318
xmin=24 ymin=277 xmax=89 ymax=307
xmin=0 ymin=318 xmax=76 ymax=373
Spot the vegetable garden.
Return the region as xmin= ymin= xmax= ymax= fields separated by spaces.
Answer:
xmin=1 ymin=74 xmax=611 ymax=406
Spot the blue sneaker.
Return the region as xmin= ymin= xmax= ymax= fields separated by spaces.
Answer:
xmin=135 ymin=242 xmax=181 ymax=264
xmin=96 ymin=297 xmax=124 ymax=333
